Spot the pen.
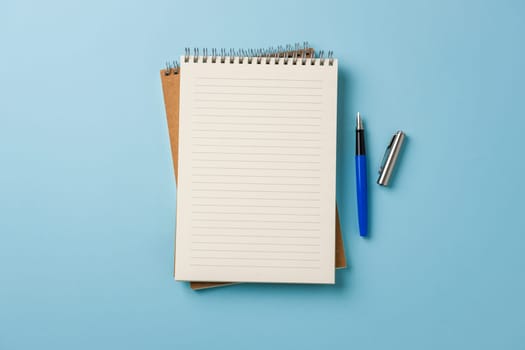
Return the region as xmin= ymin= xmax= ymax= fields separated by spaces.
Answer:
xmin=355 ymin=112 xmax=368 ymax=237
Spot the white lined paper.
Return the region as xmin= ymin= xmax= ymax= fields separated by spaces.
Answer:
xmin=174 ymin=57 xmax=337 ymax=284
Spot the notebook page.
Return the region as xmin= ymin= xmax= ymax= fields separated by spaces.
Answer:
xmin=175 ymin=56 xmax=338 ymax=284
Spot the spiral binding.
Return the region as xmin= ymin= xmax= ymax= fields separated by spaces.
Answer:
xmin=164 ymin=42 xmax=334 ymax=75
xmin=164 ymin=61 xmax=180 ymax=76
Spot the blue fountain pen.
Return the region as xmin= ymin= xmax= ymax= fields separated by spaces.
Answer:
xmin=355 ymin=112 xmax=368 ymax=237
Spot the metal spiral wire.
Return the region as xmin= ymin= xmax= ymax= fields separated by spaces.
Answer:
xmin=164 ymin=61 xmax=180 ymax=75
xmin=165 ymin=42 xmax=334 ymax=75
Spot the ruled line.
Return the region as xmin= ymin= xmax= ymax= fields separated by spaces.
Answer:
xmin=193 ymin=210 xmax=320 ymax=216
xmin=194 ymin=84 xmax=322 ymax=90
xmin=191 ymin=241 xmax=320 ymax=246
xmin=193 ymin=218 xmax=319 ymax=223
xmin=195 ymin=92 xmax=322 ymax=97
xmin=192 ymin=197 xmax=320 ymax=201
xmin=191 ymin=166 xmax=320 ymax=171
xmin=192 ymin=204 xmax=320 ymax=208
xmin=191 ymin=256 xmax=320 ymax=262
xmin=193 ymin=113 xmax=321 ymax=117
xmin=195 ymin=98 xmax=321 ymax=104
xmin=192 ymin=136 xmax=319 ymax=141
xmin=193 ymin=94 xmax=322 ymax=101
xmin=196 ymin=77 xmax=322 ymax=82
xmin=191 ymin=174 xmax=320 ymax=179
xmin=193 ymin=159 xmax=320 ymax=164
xmin=192 ymin=121 xmax=321 ymax=127
xmin=190 ymin=264 xmax=320 ymax=269
xmin=192 ymin=151 xmax=320 ymax=156
xmin=192 ymin=129 xmax=320 ymax=135
xmin=192 ymin=189 xmax=320 ymax=194
xmin=194 ymin=107 xmax=321 ymax=112
xmin=192 ymin=144 xmax=321 ymax=149
xmin=191 ymin=248 xmax=320 ymax=254
xmin=192 ymin=182 xmax=320 ymax=186
xmin=192 ymin=234 xmax=319 ymax=239
xmin=193 ymin=114 xmax=322 ymax=120
xmin=192 ymin=226 xmax=319 ymax=231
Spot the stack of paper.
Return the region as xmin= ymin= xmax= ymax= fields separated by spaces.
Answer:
xmin=160 ymin=46 xmax=345 ymax=289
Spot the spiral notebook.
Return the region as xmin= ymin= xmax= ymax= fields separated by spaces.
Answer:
xmin=161 ymin=46 xmax=346 ymax=289
xmin=171 ymin=48 xmax=338 ymax=284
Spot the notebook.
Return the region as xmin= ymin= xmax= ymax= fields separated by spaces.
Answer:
xmin=160 ymin=45 xmax=346 ymax=289
xmin=172 ymin=48 xmax=338 ymax=284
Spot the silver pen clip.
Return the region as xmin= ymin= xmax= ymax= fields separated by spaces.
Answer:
xmin=377 ymin=131 xmax=406 ymax=186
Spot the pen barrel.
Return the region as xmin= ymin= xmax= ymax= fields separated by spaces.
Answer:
xmin=356 ymin=155 xmax=368 ymax=237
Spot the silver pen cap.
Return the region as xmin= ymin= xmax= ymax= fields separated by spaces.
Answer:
xmin=377 ymin=131 xmax=406 ymax=186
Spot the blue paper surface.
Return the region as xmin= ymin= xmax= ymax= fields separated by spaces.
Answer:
xmin=1 ymin=0 xmax=525 ymax=348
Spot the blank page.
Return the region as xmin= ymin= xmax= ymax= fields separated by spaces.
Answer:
xmin=175 ymin=56 xmax=338 ymax=284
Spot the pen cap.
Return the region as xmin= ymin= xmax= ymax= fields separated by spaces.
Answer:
xmin=377 ymin=131 xmax=406 ymax=186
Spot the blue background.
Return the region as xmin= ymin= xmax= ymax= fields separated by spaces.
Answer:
xmin=1 ymin=0 xmax=524 ymax=348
